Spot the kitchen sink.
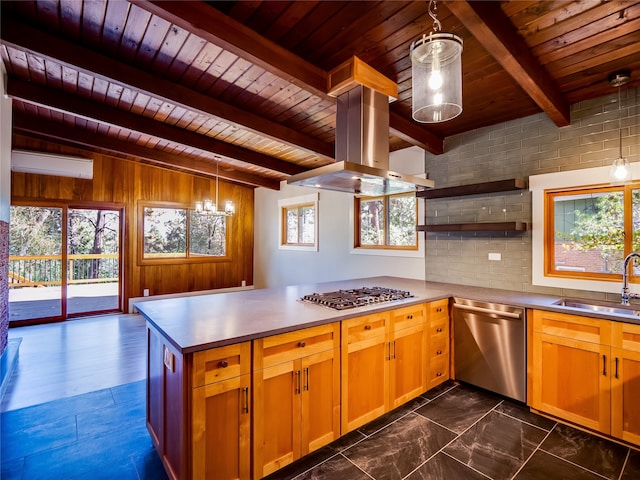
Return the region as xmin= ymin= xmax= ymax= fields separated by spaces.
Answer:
xmin=553 ymin=298 xmax=640 ymax=317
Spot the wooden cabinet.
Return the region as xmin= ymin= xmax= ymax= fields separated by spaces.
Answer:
xmin=252 ymin=323 xmax=340 ymax=479
xmin=531 ymin=310 xmax=611 ymax=434
xmin=191 ymin=343 xmax=251 ymax=480
xmin=426 ymin=299 xmax=450 ymax=389
xmin=341 ymin=304 xmax=429 ymax=433
xmin=611 ymin=321 xmax=640 ymax=445
xmin=341 ymin=311 xmax=390 ymax=433
xmin=390 ymin=304 xmax=428 ymax=408
xmin=531 ymin=310 xmax=640 ymax=445
xmin=147 ymin=322 xmax=252 ymax=480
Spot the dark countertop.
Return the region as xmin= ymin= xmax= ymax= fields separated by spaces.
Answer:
xmin=135 ymin=276 xmax=640 ymax=354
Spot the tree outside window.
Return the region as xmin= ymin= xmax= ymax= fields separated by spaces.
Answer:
xmin=357 ymin=193 xmax=417 ymax=249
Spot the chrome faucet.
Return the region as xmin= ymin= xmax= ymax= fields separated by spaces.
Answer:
xmin=622 ymin=252 xmax=640 ymax=305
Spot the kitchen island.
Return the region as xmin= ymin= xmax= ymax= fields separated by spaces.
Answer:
xmin=136 ymin=276 xmax=640 ymax=480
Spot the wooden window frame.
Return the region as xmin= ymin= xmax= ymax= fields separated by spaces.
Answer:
xmin=278 ymin=194 xmax=318 ymax=252
xmin=138 ymin=201 xmax=231 ymax=266
xmin=544 ymin=183 xmax=637 ymax=283
xmin=354 ymin=192 xmax=418 ymax=251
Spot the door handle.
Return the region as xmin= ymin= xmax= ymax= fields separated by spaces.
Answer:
xmin=304 ymin=367 xmax=309 ymax=391
xmin=295 ymin=370 xmax=301 ymax=394
xmin=602 ymin=354 xmax=607 ymax=376
xmin=242 ymin=387 xmax=249 ymax=414
xmin=615 ymin=357 xmax=619 ymax=379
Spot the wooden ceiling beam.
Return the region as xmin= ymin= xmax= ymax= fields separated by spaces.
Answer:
xmin=7 ymin=78 xmax=307 ymax=177
xmin=133 ymin=0 xmax=444 ymax=155
xmin=389 ymin=111 xmax=444 ymax=155
xmin=447 ymin=0 xmax=571 ymax=127
xmin=12 ymin=112 xmax=281 ymax=189
xmin=0 ymin=15 xmax=335 ymax=162
xmin=132 ymin=0 xmax=329 ymax=99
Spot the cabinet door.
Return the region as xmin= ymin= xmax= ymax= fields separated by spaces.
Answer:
xmin=389 ymin=321 xmax=426 ymax=408
xmin=611 ymin=322 xmax=640 ymax=445
xmin=252 ymin=360 xmax=299 ymax=479
xmin=192 ymin=374 xmax=251 ymax=480
xmin=341 ymin=312 xmax=390 ymax=433
xmin=532 ymin=331 xmax=611 ymax=434
xmin=300 ymin=348 xmax=341 ymax=455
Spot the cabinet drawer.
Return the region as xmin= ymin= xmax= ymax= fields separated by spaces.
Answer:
xmin=533 ymin=310 xmax=611 ymax=345
xmin=427 ymin=316 xmax=449 ymax=338
xmin=342 ymin=311 xmax=389 ymax=345
xmin=255 ymin=323 xmax=340 ymax=370
xmin=429 ymin=336 xmax=448 ymax=359
xmin=192 ymin=341 xmax=251 ymax=387
xmin=429 ymin=356 xmax=449 ymax=382
xmin=427 ymin=299 xmax=449 ymax=320
xmin=612 ymin=322 xmax=640 ymax=352
xmin=392 ymin=304 xmax=426 ymax=331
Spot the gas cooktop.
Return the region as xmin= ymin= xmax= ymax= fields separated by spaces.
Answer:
xmin=301 ymin=286 xmax=413 ymax=310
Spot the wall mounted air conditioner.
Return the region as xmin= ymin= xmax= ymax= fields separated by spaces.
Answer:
xmin=11 ymin=150 xmax=94 ymax=179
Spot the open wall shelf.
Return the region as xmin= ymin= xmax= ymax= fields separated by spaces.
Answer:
xmin=417 ymin=178 xmax=528 ymax=233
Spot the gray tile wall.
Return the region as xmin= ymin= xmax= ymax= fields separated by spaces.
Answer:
xmin=424 ymin=87 xmax=640 ymax=300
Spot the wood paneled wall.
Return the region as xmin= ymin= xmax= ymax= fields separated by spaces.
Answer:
xmin=10 ymin=141 xmax=254 ymax=310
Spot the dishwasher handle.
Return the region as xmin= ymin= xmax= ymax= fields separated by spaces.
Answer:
xmin=453 ymin=303 xmax=523 ymax=319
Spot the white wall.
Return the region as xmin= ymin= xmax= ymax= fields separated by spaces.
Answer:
xmin=254 ymin=147 xmax=428 ymax=288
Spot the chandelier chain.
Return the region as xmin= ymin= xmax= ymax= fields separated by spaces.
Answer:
xmin=428 ymin=0 xmax=442 ymax=34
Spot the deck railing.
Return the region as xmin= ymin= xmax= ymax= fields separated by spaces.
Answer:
xmin=8 ymin=253 xmax=119 ymax=288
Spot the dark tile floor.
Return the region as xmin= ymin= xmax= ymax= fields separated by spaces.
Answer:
xmin=2 ymin=379 xmax=639 ymax=480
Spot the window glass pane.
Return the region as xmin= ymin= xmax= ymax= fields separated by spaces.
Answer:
xmin=553 ymin=191 xmax=624 ymax=274
xmin=143 ymin=207 xmax=186 ymax=258
xmin=387 ymin=194 xmax=417 ymax=247
xmin=285 ymin=207 xmax=299 ymax=244
xmin=189 ymin=212 xmax=226 ymax=256
xmin=632 ymin=189 xmax=640 ymax=274
xmin=360 ymin=198 xmax=385 ymax=246
xmin=299 ymin=205 xmax=315 ymax=244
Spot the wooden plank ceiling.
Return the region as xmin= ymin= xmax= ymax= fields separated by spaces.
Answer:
xmin=1 ymin=1 xmax=639 ymax=190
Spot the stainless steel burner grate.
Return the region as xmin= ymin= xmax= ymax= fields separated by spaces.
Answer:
xmin=301 ymin=286 xmax=413 ymax=310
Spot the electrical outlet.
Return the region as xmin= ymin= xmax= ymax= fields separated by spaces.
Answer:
xmin=143 ymin=288 xmax=150 ymax=297
xmin=488 ymin=252 xmax=501 ymax=261
xmin=163 ymin=346 xmax=174 ymax=372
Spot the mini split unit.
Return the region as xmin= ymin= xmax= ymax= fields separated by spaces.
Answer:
xmin=11 ymin=150 xmax=94 ymax=179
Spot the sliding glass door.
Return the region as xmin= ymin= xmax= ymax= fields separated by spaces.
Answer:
xmin=9 ymin=204 xmax=122 ymax=323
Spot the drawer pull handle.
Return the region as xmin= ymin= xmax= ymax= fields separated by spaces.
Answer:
xmin=407 ymin=314 xmax=413 ymax=319
xmin=364 ymin=325 xmax=372 ymax=330
xmin=436 ymin=327 xmax=443 ymax=333
xmin=218 ymin=360 xmax=229 ymax=368
xmin=298 ymin=341 xmax=306 ymax=348
xmin=436 ymin=350 xmax=442 ymax=355
xmin=436 ymin=307 xmax=442 ymax=312
xmin=436 ymin=372 xmax=442 ymax=377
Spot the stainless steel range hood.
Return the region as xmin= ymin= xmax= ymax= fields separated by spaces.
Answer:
xmin=287 ymin=85 xmax=435 ymax=195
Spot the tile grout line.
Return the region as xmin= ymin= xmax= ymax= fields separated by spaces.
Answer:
xmin=402 ymin=396 xmax=505 ymax=479
xmin=507 ymin=423 xmax=556 ymax=480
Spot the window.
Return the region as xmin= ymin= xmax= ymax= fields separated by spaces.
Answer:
xmin=140 ymin=204 xmax=229 ymax=263
xmin=531 ymin=166 xmax=640 ymax=293
xmin=546 ymin=185 xmax=640 ymax=280
xmin=278 ymin=194 xmax=318 ymax=251
xmin=355 ymin=192 xmax=417 ymax=250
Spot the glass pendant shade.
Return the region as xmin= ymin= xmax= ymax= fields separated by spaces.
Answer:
xmin=411 ymin=32 xmax=463 ymax=123
xmin=194 ymin=159 xmax=236 ymax=216
xmin=610 ymin=157 xmax=631 ymax=184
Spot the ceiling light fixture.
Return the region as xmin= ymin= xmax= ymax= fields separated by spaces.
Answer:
xmin=410 ymin=0 xmax=463 ymax=123
xmin=609 ymin=70 xmax=632 ymax=184
xmin=195 ymin=159 xmax=235 ymax=216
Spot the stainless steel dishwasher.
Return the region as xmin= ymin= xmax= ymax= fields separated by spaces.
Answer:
xmin=453 ymin=298 xmax=526 ymax=402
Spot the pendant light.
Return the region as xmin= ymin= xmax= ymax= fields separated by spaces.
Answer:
xmin=609 ymin=70 xmax=631 ymax=184
xmin=410 ymin=0 xmax=463 ymax=123
xmin=195 ymin=159 xmax=235 ymax=216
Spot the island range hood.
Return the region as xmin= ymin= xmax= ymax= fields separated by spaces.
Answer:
xmin=287 ymin=77 xmax=435 ymax=196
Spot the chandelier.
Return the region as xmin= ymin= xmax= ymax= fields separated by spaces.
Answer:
xmin=410 ymin=0 xmax=463 ymax=123
xmin=195 ymin=159 xmax=235 ymax=216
